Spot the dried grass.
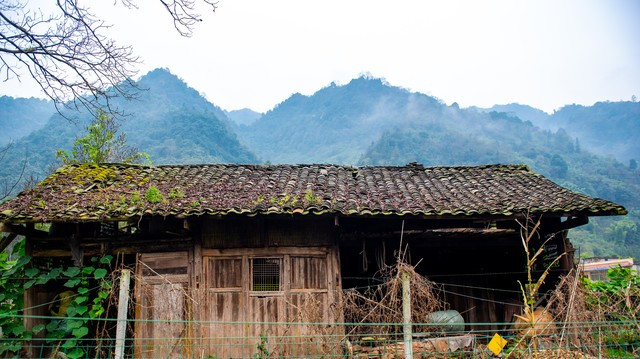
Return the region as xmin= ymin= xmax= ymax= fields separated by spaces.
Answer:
xmin=341 ymin=261 xmax=446 ymax=338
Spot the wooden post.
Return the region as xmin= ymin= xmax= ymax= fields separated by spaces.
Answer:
xmin=115 ymin=269 xmax=131 ymax=359
xmin=402 ymin=271 xmax=413 ymax=359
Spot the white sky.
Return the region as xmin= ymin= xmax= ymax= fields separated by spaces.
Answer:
xmin=1 ymin=0 xmax=639 ymax=113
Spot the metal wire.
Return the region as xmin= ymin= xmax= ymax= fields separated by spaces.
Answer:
xmin=1 ymin=317 xmax=638 ymax=359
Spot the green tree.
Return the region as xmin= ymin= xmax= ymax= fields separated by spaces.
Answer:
xmin=56 ymin=110 xmax=150 ymax=165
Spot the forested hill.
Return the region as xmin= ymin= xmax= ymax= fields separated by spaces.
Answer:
xmin=480 ymin=101 xmax=640 ymax=164
xmin=236 ymin=77 xmax=442 ymax=164
xmin=0 ymin=68 xmax=257 ymax=191
xmin=0 ymin=96 xmax=54 ymax=145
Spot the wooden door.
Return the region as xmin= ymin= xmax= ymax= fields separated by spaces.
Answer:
xmin=134 ymin=252 xmax=192 ymax=359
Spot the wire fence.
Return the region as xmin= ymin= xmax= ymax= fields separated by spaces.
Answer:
xmin=2 ymin=315 xmax=639 ymax=359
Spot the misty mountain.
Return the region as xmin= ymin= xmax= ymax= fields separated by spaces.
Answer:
xmin=0 ymin=68 xmax=257 ymax=189
xmin=551 ymin=102 xmax=640 ymax=163
xmin=225 ymin=108 xmax=262 ymax=127
xmin=477 ymin=101 xmax=640 ymax=164
xmin=237 ymin=77 xmax=443 ymax=164
xmin=0 ymin=96 xmax=54 ymax=145
xmin=471 ymin=103 xmax=550 ymax=127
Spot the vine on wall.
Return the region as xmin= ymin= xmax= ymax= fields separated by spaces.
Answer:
xmin=0 ymin=240 xmax=116 ymax=358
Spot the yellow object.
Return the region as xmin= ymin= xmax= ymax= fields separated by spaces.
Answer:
xmin=487 ymin=333 xmax=507 ymax=355
xmin=49 ymin=290 xmax=75 ymax=317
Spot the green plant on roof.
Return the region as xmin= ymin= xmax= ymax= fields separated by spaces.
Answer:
xmin=278 ymin=193 xmax=290 ymax=206
xmin=145 ymin=187 xmax=164 ymax=204
xmin=117 ymin=195 xmax=127 ymax=206
xmin=169 ymin=187 xmax=185 ymax=199
xmin=304 ymin=189 xmax=322 ymax=205
xmin=56 ymin=109 xmax=151 ymax=165
xmin=130 ymin=192 xmax=141 ymax=205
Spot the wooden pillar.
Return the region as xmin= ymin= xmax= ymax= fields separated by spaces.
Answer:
xmin=114 ymin=269 xmax=131 ymax=359
xmin=402 ymin=271 xmax=413 ymax=359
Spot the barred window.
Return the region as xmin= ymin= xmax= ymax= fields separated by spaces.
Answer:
xmin=251 ymin=258 xmax=281 ymax=291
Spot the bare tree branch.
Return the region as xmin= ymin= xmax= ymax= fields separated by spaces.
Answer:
xmin=0 ymin=0 xmax=216 ymax=118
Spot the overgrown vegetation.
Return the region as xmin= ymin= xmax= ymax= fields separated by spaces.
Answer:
xmin=0 ymin=241 xmax=117 ymax=358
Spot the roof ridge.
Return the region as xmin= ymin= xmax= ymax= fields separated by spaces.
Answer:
xmin=59 ymin=162 xmax=532 ymax=171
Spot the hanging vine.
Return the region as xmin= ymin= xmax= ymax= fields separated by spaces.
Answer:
xmin=0 ymin=240 xmax=116 ymax=359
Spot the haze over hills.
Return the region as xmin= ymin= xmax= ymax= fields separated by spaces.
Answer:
xmin=0 ymin=68 xmax=638 ymax=259
xmin=237 ymin=77 xmax=442 ymax=164
xmin=224 ymin=108 xmax=262 ymax=127
xmin=0 ymin=96 xmax=55 ymax=145
xmin=476 ymin=102 xmax=640 ymax=164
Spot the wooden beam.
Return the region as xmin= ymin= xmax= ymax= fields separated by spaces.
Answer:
xmin=0 ymin=222 xmax=24 ymax=235
xmin=557 ymin=215 xmax=589 ymax=231
xmin=341 ymin=228 xmax=517 ymax=240
xmin=0 ymin=222 xmax=48 ymax=237
xmin=0 ymin=233 xmax=18 ymax=252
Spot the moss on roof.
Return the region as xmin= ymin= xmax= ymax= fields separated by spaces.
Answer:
xmin=0 ymin=163 xmax=627 ymax=223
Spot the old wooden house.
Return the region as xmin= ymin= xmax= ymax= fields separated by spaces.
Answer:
xmin=0 ymin=162 xmax=626 ymax=357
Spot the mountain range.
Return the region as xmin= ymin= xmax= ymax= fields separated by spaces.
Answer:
xmin=1 ymin=68 xmax=638 ymax=259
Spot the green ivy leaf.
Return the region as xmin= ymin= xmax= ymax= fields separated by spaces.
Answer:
xmin=14 ymin=256 xmax=31 ymax=269
xmin=64 ymin=278 xmax=81 ymax=288
xmin=49 ymin=267 xmax=62 ymax=277
xmin=74 ymin=305 xmax=88 ymax=315
xmin=74 ymin=295 xmax=88 ymax=304
xmin=82 ymin=266 xmax=95 ymax=275
xmin=32 ymin=324 xmax=45 ymax=334
xmin=63 ymin=267 xmax=81 ymax=277
xmin=90 ymin=306 xmax=105 ymax=318
xmin=25 ymin=268 xmax=39 ymax=278
xmin=62 ymin=339 xmax=77 ymax=349
xmin=66 ymin=306 xmax=77 ymax=317
xmin=66 ymin=320 xmax=83 ymax=330
xmin=99 ymin=255 xmax=113 ymax=264
xmin=94 ymin=268 xmax=108 ymax=279
xmin=71 ymin=326 xmax=89 ymax=338
xmin=66 ymin=347 xmax=85 ymax=359
xmin=23 ymin=279 xmax=36 ymax=289
xmin=35 ymin=276 xmax=50 ymax=285
xmin=10 ymin=323 xmax=25 ymax=336
xmin=46 ymin=321 xmax=59 ymax=332
xmin=77 ymin=287 xmax=89 ymax=294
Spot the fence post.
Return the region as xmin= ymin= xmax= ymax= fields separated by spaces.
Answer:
xmin=114 ymin=269 xmax=131 ymax=359
xmin=402 ymin=271 xmax=413 ymax=359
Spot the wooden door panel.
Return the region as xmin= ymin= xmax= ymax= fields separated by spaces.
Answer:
xmin=135 ymin=252 xmax=190 ymax=359
xmin=290 ymin=256 xmax=328 ymax=290
xmin=203 ymin=256 xmax=248 ymax=358
xmin=203 ymin=292 xmax=247 ymax=358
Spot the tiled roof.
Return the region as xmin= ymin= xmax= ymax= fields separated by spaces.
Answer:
xmin=0 ymin=163 xmax=626 ymax=223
